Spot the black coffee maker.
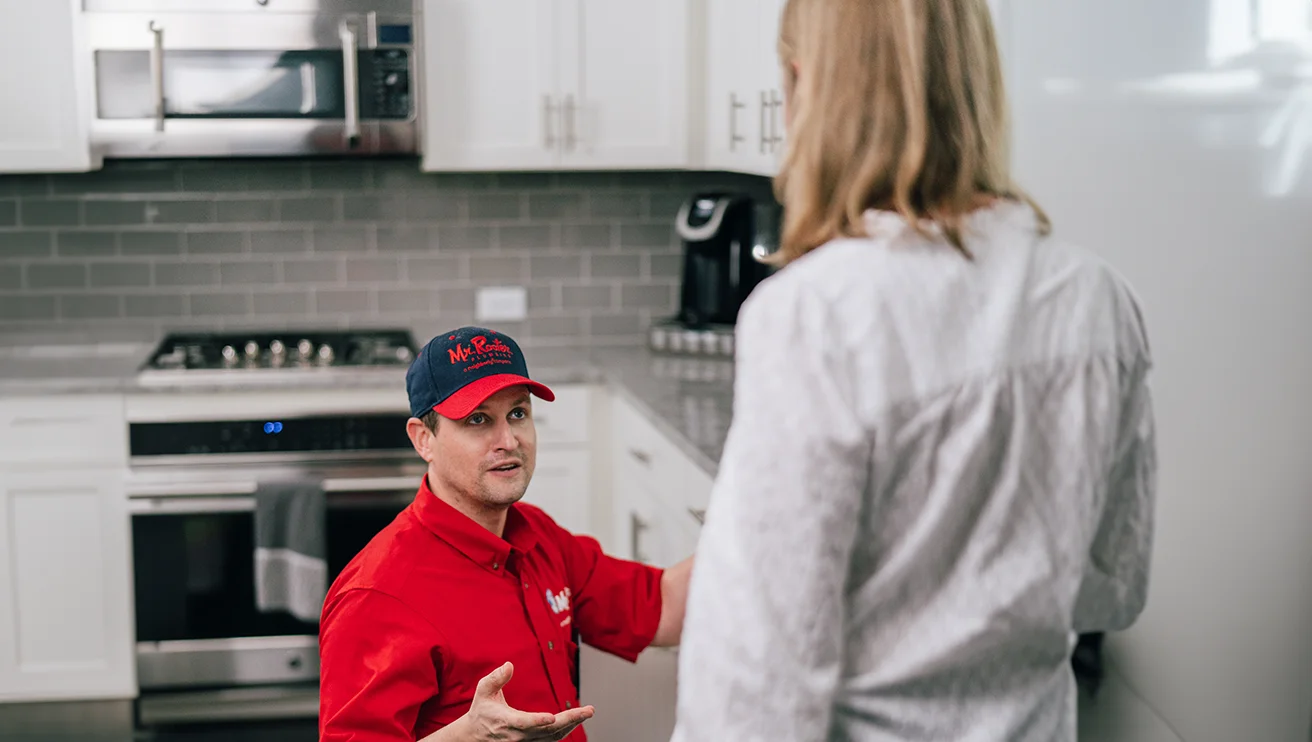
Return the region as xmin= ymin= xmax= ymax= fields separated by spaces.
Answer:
xmin=673 ymin=193 xmax=776 ymax=328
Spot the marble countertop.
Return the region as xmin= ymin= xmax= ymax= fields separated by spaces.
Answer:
xmin=0 ymin=337 xmax=735 ymax=475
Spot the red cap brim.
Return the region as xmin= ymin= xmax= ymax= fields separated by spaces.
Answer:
xmin=432 ymin=374 xmax=556 ymax=420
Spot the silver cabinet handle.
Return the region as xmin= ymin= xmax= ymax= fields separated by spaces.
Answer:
xmin=729 ymin=93 xmax=745 ymax=151
xmin=148 ymin=20 xmax=165 ymax=132
xmin=339 ymin=19 xmax=361 ymax=150
xmin=630 ymin=512 xmax=650 ymax=563
xmin=688 ymin=507 xmax=706 ymax=525
xmin=543 ymin=95 xmax=556 ymax=149
xmin=766 ymin=89 xmax=776 ymax=148
xmin=564 ymin=94 xmax=577 ymax=151
xmin=628 ymin=448 xmax=651 ymax=466
xmin=759 ymin=90 xmax=769 ymax=154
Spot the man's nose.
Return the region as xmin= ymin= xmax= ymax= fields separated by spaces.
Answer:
xmin=492 ymin=419 xmax=519 ymax=451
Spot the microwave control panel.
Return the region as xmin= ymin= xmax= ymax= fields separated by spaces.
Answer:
xmin=362 ymin=49 xmax=412 ymax=120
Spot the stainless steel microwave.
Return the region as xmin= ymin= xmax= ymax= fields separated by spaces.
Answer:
xmin=84 ymin=0 xmax=419 ymax=158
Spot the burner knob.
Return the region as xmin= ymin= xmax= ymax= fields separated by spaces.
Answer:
xmin=270 ymin=339 xmax=286 ymax=356
xmin=221 ymin=345 xmax=238 ymax=364
xmin=396 ymin=347 xmax=413 ymax=362
xmin=317 ymin=344 xmax=335 ymax=363
xmin=297 ymin=339 xmax=313 ymax=358
xmin=244 ymin=341 xmax=260 ymax=359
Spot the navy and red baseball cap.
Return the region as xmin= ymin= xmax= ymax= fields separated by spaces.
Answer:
xmin=406 ymin=327 xmax=555 ymax=420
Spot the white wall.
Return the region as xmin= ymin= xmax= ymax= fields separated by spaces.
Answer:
xmin=1003 ymin=1 xmax=1312 ymax=740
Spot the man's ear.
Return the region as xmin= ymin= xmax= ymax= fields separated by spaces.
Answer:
xmin=406 ymin=417 xmax=434 ymax=462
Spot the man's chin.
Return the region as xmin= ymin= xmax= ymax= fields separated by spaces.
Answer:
xmin=478 ymin=477 xmax=529 ymax=507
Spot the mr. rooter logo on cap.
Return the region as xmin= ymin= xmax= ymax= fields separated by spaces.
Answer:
xmin=447 ymin=333 xmax=514 ymax=373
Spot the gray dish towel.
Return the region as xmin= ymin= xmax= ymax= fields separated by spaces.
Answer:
xmin=254 ymin=480 xmax=327 ymax=624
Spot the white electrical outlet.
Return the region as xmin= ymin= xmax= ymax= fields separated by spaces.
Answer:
xmin=475 ymin=286 xmax=528 ymax=322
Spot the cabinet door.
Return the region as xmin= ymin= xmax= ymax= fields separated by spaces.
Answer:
xmin=0 ymin=0 xmax=95 ymax=173
xmin=557 ymin=0 xmax=691 ymax=169
xmin=419 ymin=0 xmax=559 ymax=171
xmin=521 ymin=446 xmax=593 ymax=538
xmin=578 ymin=643 xmax=678 ymax=742
xmin=704 ymin=0 xmax=759 ymax=171
xmin=0 ymin=472 xmax=134 ymax=701
xmin=746 ymin=0 xmax=787 ymax=176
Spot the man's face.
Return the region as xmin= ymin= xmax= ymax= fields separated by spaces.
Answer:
xmin=416 ymin=385 xmax=537 ymax=510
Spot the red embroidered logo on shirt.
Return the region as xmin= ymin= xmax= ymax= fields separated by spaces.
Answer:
xmin=546 ymin=587 xmax=571 ymax=614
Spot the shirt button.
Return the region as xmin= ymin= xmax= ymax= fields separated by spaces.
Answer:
xmin=548 ymin=641 xmax=554 ymax=650
xmin=566 ymin=701 xmax=573 ymax=709
xmin=492 ymin=561 xmax=499 ymax=570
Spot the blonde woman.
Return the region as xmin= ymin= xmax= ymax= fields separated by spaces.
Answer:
xmin=670 ymin=1 xmax=1157 ymax=740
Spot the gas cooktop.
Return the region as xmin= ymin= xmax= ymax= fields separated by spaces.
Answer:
xmin=137 ymin=329 xmax=418 ymax=386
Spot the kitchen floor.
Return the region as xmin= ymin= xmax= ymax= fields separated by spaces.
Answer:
xmin=0 ymin=701 xmax=319 ymax=742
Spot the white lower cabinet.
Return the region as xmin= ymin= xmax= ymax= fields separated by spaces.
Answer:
xmin=580 ymin=393 xmax=711 ymax=742
xmin=522 ymin=446 xmax=594 ymax=537
xmin=0 ymin=471 xmax=135 ymax=701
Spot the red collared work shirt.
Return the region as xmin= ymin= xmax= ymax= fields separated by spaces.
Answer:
xmin=319 ymin=477 xmax=664 ymax=741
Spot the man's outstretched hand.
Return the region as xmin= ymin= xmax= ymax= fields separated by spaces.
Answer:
xmin=424 ymin=662 xmax=594 ymax=742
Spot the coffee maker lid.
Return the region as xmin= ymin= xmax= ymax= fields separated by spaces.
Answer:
xmin=675 ymin=194 xmax=745 ymax=243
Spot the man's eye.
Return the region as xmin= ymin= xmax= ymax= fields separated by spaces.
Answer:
xmin=510 ymin=408 xmax=528 ymax=420
xmin=467 ymin=413 xmax=488 ymax=425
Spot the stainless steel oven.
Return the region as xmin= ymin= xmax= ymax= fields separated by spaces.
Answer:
xmin=125 ymin=329 xmax=423 ymax=725
xmin=84 ymin=0 xmax=418 ymax=158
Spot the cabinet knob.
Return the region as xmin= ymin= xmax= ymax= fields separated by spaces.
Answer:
xmin=628 ymin=448 xmax=651 ymax=466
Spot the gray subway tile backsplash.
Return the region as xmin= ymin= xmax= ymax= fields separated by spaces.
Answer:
xmin=56 ymin=231 xmax=117 ymax=257
xmin=155 ymin=262 xmax=220 ymax=287
xmin=191 ymin=292 xmax=252 ymax=316
xmin=21 ymin=200 xmax=82 ymax=227
xmin=279 ymin=196 xmax=338 ymax=223
xmin=4 ymin=231 xmax=54 ymax=258
xmin=85 ymin=200 xmax=147 ymax=226
xmin=216 ymin=200 xmax=277 ymax=223
xmin=60 ymin=294 xmax=123 ymax=319
xmin=27 ymin=264 xmax=86 ymax=289
xmin=562 ymin=284 xmax=613 ymax=310
xmin=120 ymin=232 xmax=182 ymax=256
xmin=89 ymin=262 xmax=152 ymax=288
xmin=220 ymin=261 xmax=280 ymax=286
xmin=282 ymin=258 xmax=342 ymax=285
xmin=150 ymin=199 xmax=215 ymax=224
xmin=315 ymin=288 xmax=372 ymax=314
xmin=0 ymin=159 xmax=771 ymax=346
xmin=253 ymin=291 xmax=311 ymax=316
xmin=186 ymin=230 xmax=246 ymax=255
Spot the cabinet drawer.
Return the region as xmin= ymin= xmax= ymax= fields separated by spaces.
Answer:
xmin=0 ymin=396 xmax=126 ymax=468
xmin=533 ymin=384 xmax=591 ymax=445
xmin=611 ymin=396 xmax=686 ymax=484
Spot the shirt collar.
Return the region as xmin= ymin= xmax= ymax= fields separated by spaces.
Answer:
xmin=411 ymin=476 xmax=538 ymax=573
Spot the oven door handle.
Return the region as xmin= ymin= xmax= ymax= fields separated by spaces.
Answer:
xmin=128 ymin=476 xmax=418 ymax=514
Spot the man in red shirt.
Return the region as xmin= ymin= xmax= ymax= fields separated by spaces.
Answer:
xmin=320 ymin=327 xmax=694 ymax=742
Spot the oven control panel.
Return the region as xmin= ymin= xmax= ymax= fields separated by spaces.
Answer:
xmin=130 ymin=414 xmax=412 ymax=457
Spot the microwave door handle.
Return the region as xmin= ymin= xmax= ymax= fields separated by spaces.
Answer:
xmin=339 ymin=20 xmax=361 ymax=150
xmin=149 ymin=20 xmax=165 ymax=132
xmin=299 ymin=62 xmax=317 ymax=115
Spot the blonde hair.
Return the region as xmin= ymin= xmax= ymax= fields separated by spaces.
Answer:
xmin=773 ymin=0 xmax=1049 ymax=263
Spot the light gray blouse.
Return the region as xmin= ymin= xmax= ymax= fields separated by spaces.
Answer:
xmin=670 ymin=202 xmax=1156 ymax=742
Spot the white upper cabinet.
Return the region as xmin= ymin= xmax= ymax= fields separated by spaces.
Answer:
xmin=420 ymin=1 xmax=558 ymax=171
xmin=558 ymin=0 xmax=692 ymax=169
xmin=420 ymin=0 xmax=692 ymax=171
xmin=0 ymin=0 xmax=96 ymax=173
xmin=704 ymin=0 xmax=785 ymax=176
